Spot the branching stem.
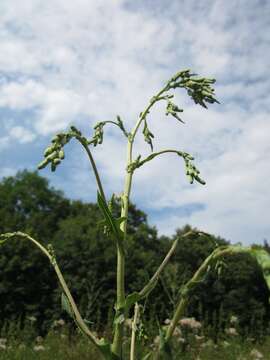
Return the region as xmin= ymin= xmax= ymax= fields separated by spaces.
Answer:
xmin=77 ymin=137 xmax=106 ymax=200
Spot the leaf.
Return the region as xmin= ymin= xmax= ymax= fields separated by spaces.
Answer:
xmin=142 ymin=353 xmax=152 ymax=360
xmin=158 ymin=328 xmax=173 ymax=360
xmin=125 ymin=292 xmax=141 ymax=313
xmin=97 ymin=338 xmax=118 ymax=360
xmin=97 ymin=191 xmax=125 ymax=242
xmin=116 ymin=115 xmax=128 ymax=137
xmin=61 ymin=293 xmax=74 ymax=318
xmin=142 ymin=121 xmax=154 ymax=151
xmin=250 ymin=249 xmax=270 ymax=292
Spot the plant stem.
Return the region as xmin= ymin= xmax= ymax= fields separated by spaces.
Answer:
xmin=111 ymin=82 xmax=173 ymax=357
xmin=130 ymin=303 xmax=140 ymax=360
xmin=78 ymin=138 xmax=106 ymax=200
xmin=112 ymin=138 xmax=133 ymax=357
xmin=165 ymin=246 xmax=249 ymax=341
xmin=0 ymin=232 xmax=101 ymax=349
xmin=139 ymin=238 xmax=179 ymax=299
xmin=131 ymin=86 xmax=169 ymax=141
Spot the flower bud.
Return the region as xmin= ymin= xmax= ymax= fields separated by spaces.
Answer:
xmin=58 ymin=150 xmax=65 ymax=159
xmin=38 ymin=158 xmax=49 ymax=170
xmin=53 ymin=158 xmax=61 ymax=165
xmin=44 ymin=146 xmax=55 ymax=157
xmin=47 ymin=151 xmax=58 ymax=161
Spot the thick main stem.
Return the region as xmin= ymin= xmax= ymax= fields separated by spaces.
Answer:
xmin=111 ymin=83 xmax=170 ymax=358
xmin=112 ymin=138 xmax=133 ymax=358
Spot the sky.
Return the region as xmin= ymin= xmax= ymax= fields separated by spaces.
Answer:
xmin=0 ymin=0 xmax=269 ymax=245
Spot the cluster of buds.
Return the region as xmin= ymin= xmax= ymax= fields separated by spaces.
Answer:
xmin=168 ymin=69 xmax=219 ymax=109
xmin=143 ymin=120 xmax=154 ymax=151
xmin=89 ymin=122 xmax=105 ymax=146
xmin=165 ymin=100 xmax=184 ymax=123
xmin=182 ymin=152 xmax=206 ymax=185
xmin=37 ymin=126 xmax=83 ymax=172
xmin=38 ymin=133 xmax=70 ymax=172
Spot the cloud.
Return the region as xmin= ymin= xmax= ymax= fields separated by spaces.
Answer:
xmin=9 ymin=126 xmax=36 ymax=143
xmin=0 ymin=0 xmax=269 ymax=244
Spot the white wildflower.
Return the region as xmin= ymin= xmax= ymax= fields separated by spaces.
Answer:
xmin=195 ymin=335 xmax=204 ymax=341
xmin=0 ymin=344 xmax=6 ymax=350
xmin=177 ymin=337 xmax=186 ymax=343
xmin=225 ymin=327 xmax=238 ymax=336
xmin=250 ymin=348 xmax=264 ymax=359
xmin=222 ymin=340 xmax=230 ymax=347
xmin=0 ymin=338 xmax=7 ymax=345
xmin=179 ymin=317 xmax=202 ymax=330
xmin=230 ymin=315 xmax=238 ymax=324
xmin=27 ymin=316 xmax=37 ymax=322
xmin=35 ymin=336 xmax=43 ymax=343
xmin=57 ymin=319 xmax=65 ymax=326
xmin=33 ymin=345 xmax=46 ymax=351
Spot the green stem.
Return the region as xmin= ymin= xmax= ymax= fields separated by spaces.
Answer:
xmin=130 ymin=303 xmax=140 ymax=360
xmin=0 ymin=232 xmax=101 ymax=349
xmin=112 ymin=138 xmax=133 ymax=357
xmin=111 ymin=82 xmax=172 ymax=358
xmin=139 ymin=238 xmax=179 ymax=299
xmin=131 ymin=86 xmax=169 ymax=141
xmin=78 ymin=138 xmax=106 ymax=200
xmin=139 ymin=230 xmax=194 ymax=299
xmin=165 ymin=246 xmax=249 ymax=341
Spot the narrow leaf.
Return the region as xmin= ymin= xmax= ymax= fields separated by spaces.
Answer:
xmin=61 ymin=293 xmax=74 ymax=318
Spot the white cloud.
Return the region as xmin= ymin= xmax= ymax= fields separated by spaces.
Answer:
xmin=0 ymin=0 xmax=269 ymax=244
xmin=9 ymin=125 xmax=36 ymax=143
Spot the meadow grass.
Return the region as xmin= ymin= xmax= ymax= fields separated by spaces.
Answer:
xmin=0 ymin=320 xmax=270 ymax=360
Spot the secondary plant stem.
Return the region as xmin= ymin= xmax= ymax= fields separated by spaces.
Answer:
xmin=78 ymin=138 xmax=106 ymax=200
xmin=130 ymin=303 xmax=140 ymax=360
xmin=0 ymin=232 xmax=101 ymax=349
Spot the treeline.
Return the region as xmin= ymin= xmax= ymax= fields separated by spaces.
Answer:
xmin=0 ymin=171 xmax=269 ymax=338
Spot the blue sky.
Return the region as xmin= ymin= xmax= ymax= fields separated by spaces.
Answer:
xmin=0 ymin=0 xmax=269 ymax=244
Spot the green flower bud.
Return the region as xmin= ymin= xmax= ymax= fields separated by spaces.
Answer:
xmin=47 ymin=151 xmax=58 ymax=161
xmin=53 ymin=158 xmax=61 ymax=165
xmin=51 ymin=135 xmax=59 ymax=143
xmin=44 ymin=146 xmax=55 ymax=157
xmin=188 ymin=175 xmax=194 ymax=184
xmin=51 ymin=162 xmax=56 ymax=172
xmin=58 ymin=150 xmax=65 ymax=159
xmin=38 ymin=158 xmax=49 ymax=170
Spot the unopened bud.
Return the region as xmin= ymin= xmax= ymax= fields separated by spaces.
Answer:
xmin=38 ymin=159 xmax=49 ymax=170
xmin=58 ymin=150 xmax=65 ymax=159
xmin=53 ymin=158 xmax=61 ymax=165
xmin=44 ymin=146 xmax=55 ymax=157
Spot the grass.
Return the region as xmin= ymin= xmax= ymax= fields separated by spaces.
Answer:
xmin=0 ymin=322 xmax=270 ymax=360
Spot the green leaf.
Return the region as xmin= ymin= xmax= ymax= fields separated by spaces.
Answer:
xmin=125 ymin=292 xmax=141 ymax=313
xmin=61 ymin=293 xmax=74 ymax=318
xmin=158 ymin=328 xmax=173 ymax=360
xmin=97 ymin=191 xmax=125 ymax=242
xmin=142 ymin=353 xmax=152 ymax=360
xmin=97 ymin=338 xmax=118 ymax=360
xmin=116 ymin=115 xmax=128 ymax=137
xmin=251 ymin=249 xmax=270 ymax=292
xmin=142 ymin=121 xmax=154 ymax=151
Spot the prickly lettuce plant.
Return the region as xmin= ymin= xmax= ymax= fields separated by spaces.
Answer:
xmin=1 ymin=69 xmax=270 ymax=360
